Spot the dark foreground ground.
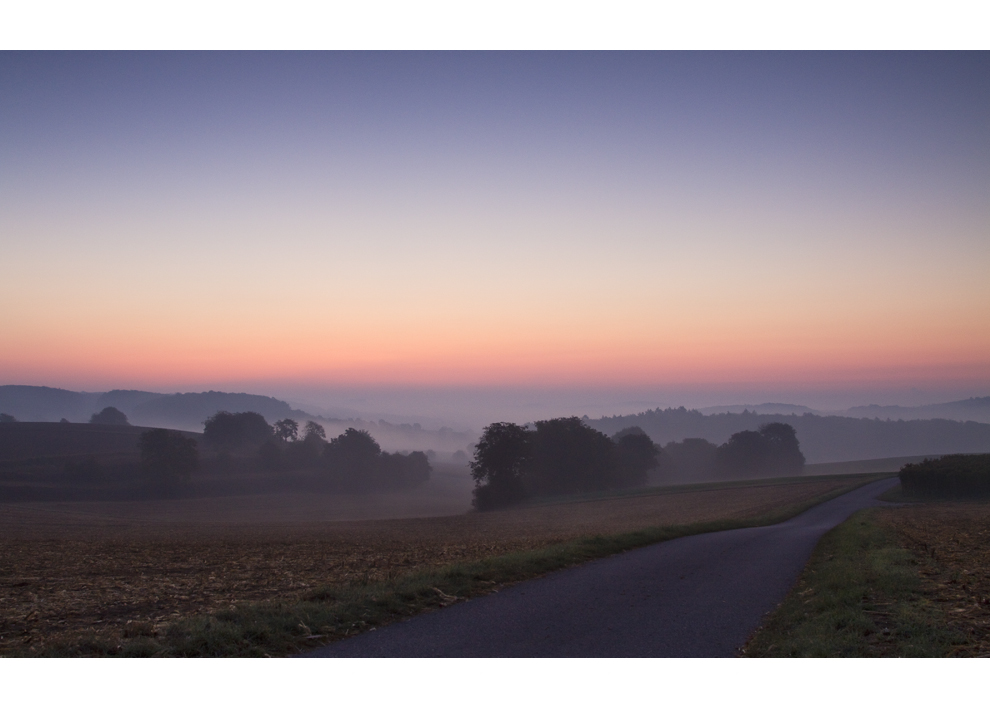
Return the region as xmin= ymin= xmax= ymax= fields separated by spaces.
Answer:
xmin=302 ymin=477 xmax=900 ymax=657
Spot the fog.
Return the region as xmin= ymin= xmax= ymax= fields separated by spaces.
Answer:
xmin=255 ymin=383 xmax=990 ymax=432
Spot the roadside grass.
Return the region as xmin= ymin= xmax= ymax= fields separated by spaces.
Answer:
xmin=30 ymin=475 xmax=887 ymax=657
xmin=742 ymin=509 xmax=968 ymax=657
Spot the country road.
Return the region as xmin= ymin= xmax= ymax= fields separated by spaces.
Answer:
xmin=301 ymin=477 xmax=900 ymax=657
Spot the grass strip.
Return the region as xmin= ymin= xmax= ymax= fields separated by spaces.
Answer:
xmin=742 ymin=508 xmax=968 ymax=657
xmin=35 ymin=475 xmax=886 ymax=657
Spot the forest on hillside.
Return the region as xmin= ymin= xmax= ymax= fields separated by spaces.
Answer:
xmin=589 ymin=408 xmax=990 ymax=464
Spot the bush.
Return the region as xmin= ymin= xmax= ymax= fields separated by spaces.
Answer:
xmin=899 ymin=454 xmax=990 ymax=498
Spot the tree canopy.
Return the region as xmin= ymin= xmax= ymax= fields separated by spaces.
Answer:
xmin=273 ymin=418 xmax=299 ymax=443
xmin=322 ymin=428 xmax=430 ymax=491
xmin=715 ymin=423 xmax=805 ymax=479
xmin=89 ymin=407 xmax=130 ymax=426
xmin=470 ymin=417 xmax=657 ymax=510
xmin=470 ymin=422 xmax=531 ymax=510
xmin=203 ymin=411 xmax=272 ymax=450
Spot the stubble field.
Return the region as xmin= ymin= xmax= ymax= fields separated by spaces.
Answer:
xmin=874 ymin=501 xmax=990 ymax=654
xmin=1 ymin=475 xmax=864 ymax=655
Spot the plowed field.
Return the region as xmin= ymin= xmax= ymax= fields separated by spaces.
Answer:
xmin=2 ymin=477 xmax=855 ymax=655
xmin=875 ymin=501 xmax=990 ymax=655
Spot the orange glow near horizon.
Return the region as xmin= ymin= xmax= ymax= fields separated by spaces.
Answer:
xmin=3 ymin=54 xmax=989 ymax=399
xmin=2 ymin=298 xmax=988 ymax=390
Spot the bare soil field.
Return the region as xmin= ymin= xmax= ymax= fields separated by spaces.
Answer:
xmin=1 ymin=476 xmax=857 ymax=655
xmin=875 ymin=501 xmax=990 ymax=655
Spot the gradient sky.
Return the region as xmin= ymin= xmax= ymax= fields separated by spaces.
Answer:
xmin=2 ymin=52 xmax=988 ymax=416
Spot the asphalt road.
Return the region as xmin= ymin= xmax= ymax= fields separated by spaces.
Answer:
xmin=301 ymin=477 xmax=900 ymax=657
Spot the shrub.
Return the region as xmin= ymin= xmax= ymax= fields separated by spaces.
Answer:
xmin=899 ymin=454 xmax=990 ymax=498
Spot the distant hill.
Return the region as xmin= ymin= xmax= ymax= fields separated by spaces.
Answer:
xmin=0 ymin=386 xmax=101 ymax=422
xmin=0 ymin=386 xmax=475 ymax=454
xmin=697 ymin=403 xmax=818 ymax=416
xmin=0 ymin=385 xmax=302 ymax=431
xmin=843 ymin=397 xmax=990 ymax=424
xmin=121 ymin=391 xmax=298 ymax=430
xmin=0 ymin=421 xmax=198 ymax=462
xmin=588 ymin=407 xmax=990 ymax=464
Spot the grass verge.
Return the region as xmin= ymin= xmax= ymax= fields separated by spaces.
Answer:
xmin=33 ymin=475 xmax=887 ymax=657
xmin=742 ymin=508 xmax=968 ymax=657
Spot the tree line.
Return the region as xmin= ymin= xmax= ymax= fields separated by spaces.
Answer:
xmin=657 ymin=422 xmax=805 ymax=484
xmin=591 ymin=407 xmax=990 ymax=463
xmin=469 ymin=418 xmax=805 ymax=510
xmin=470 ymin=417 xmax=659 ymax=510
xmin=137 ymin=410 xmax=430 ymax=492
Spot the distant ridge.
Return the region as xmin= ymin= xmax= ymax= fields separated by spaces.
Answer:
xmin=843 ymin=396 xmax=990 ymax=424
xmin=0 ymin=386 xmax=475 ymax=454
xmin=697 ymin=403 xmax=818 ymax=416
xmin=588 ymin=407 xmax=990 ymax=464
xmin=0 ymin=385 xmax=304 ymax=431
xmin=0 ymin=385 xmax=100 ymax=422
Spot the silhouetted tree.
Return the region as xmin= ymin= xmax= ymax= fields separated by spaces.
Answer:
xmin=303 ymin=421 xmax=326 ymax=441
xmin=470 ymin=422 xmax=531 ymax=510
xmin=90 ymin=407 xmax=130 ymax=426
xmin=658 ymin=438 xmax=719 ymax=482
xmin=716 ymin=423 xmax=805 ymax=479
xmin=471 ymin=418 xmax=657 ymax=509
xmin=758 ymin=422 xmax=805 ymax=476
xmin=380 ymin=450 xmax=432 ymax=488
xmin=273 ymin=418 xmax=299 ymax=443
xmin=322 ymin=428 xmax=430 ymax=491
xmin=527 ymin=417 xmax=614 ymax=497
xmin=0 ymin=413 xmax=15 ymax=423
xmin=139 ymin=429 xmax=198 ymax=488
xmin=203 ymin=411 xmax=272 ymax=451
xmin=716 ymin=430 xmax=769 ymax=479
xmin=610 ymin=428 xmax=658 ymax=487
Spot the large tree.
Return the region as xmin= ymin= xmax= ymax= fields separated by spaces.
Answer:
xmin=716 ymin=423 xmax=805 ymax=479
xmin=527 ymin=417 xmax=614 ymax=496
xmin=273 ymin=418 xmax=299 ymax=443
xmin=610 ymin=427 xmax=659 ymax=487
xmin=203 ymin=411 xmax=272 ymax=450
xmin=470 ymin=422 xmax=531 ymax=510
xmin=758 ymin=422 xmax=805 ymax=476
xmin=322 ymin=428 xmax=431 ymax=491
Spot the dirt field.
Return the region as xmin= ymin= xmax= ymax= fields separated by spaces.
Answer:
xmin=875 ymin=501 xmax=990 ymax=655
xmin=1 ymin=476 xmax=855 ymax=655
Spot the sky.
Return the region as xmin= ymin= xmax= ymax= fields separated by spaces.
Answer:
xmin=1 ymin=52 xmax=988 ymax=424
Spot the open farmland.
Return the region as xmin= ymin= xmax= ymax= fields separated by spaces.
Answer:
xmin=874 ymin=501 xmax=990 ymax=654
xmin=743 ymin=496 xmax=990 ymax=657
xmin=0 ymin=474 xmax=876 ymax=656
